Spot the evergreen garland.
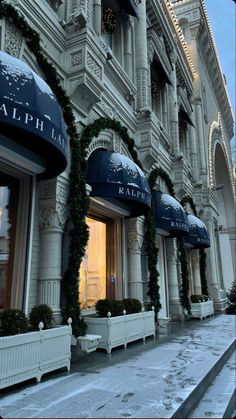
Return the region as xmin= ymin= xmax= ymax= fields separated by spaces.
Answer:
xmin=146 ymin=167 xmax=174 ymax=321
xmin=177 ymin=237 xmax=191 ymax=313
xmin=199 ymin=249 xmax=208 ymax=296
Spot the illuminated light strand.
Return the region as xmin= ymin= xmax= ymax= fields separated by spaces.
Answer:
xmin=164 ymin=0 xmax=196 ymax=76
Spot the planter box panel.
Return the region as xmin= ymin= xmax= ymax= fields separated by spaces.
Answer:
xmin=190 ymin=301 xmax=214 ymax=320
xmin=0 ymin=325 xmax=72 ymax=390
xmin=0 ymin=333 xmax=40 ymax=378
xmin=85 ymin=311 xmax=155 ymax=353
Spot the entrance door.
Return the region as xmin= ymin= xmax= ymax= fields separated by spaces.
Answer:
xmin=79 ymin=217 xmax=106 ymax=308
xmin=79 ymin=214 xmax=123 ymax=309
xmin=0 ymin=173 xmax=19 ymax=310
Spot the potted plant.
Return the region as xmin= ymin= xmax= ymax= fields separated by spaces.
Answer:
xmin=190 ymin=294 xmax=214 ymax=319
xmin=225 ymin=280 xmax=236 ymax=314
xmin=0 ymin=305 xmax=72 ymax=390
xmin=84 ymin=298 xmax=155 ymax=353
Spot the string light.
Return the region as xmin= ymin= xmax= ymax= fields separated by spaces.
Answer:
xmin=151 ymin=80 xmax=159 ymax=100
xmin=102 ymin=8 xmax=116 ymax=35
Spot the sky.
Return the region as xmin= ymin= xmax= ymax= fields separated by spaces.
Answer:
xmin=204 ymin=0 xmax=235 ymax=149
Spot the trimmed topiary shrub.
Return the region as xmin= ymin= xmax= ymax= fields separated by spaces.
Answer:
xmin=29 ymin=304 xmax=53 ymax=330
xmin=95 ymin=299 xmax=112 ymax=317
xmin=190 ymin=295 xmax=206 ymax=303
xmin=0 ymin=309 xmax=28 ymax=336
xmin=226 ymin=280 xmax=236 ymax=315
xmin=110 ymin=300 xmax=125 ymax=316
xmin=95 ymin=298 xmax=142 ymax=317
xmin=123 ymin=298 xmax=142 ymax=314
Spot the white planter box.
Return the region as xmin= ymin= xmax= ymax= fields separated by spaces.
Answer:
xmin=85 ymin=310 xmax=155 ymax=353
xmin=190 ymin=300 xmax=214 ymax=320
xmin=0 ymin=323 xmax=72 ymax=390
xmin=77 ymin=334 xmax=101 ymax=353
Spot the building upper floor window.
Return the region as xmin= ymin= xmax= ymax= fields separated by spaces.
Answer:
xmin=102 ymin=6 xmax=117 ymax=48
xmin=151 ymin=60 xmax=170 ymax=131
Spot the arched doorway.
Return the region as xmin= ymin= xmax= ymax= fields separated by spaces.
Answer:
xmin=214 ymin=142 xmax=235 ymax=290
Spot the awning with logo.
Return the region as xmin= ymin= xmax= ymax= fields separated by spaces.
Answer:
xmin=0 ymin=51 xmax=68 ymax=178
xmin=184 ymin=214 xmax=210 ymax=249
xmin=153 ymin=191 xmax=189 ymax=237
xmin=86 ymin=150 xmax=151 ymax=217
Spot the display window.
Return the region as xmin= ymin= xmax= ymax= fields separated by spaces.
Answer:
xmin=79 ymin=209 xmax=125 ymax=309
xmin=0 ymin=173 xmax=19 ymax=310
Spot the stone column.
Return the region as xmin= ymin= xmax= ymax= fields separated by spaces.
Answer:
xmin=162 ymin=85 xmax=168 ymax=130
xmin=169 ymin=52 xmax=179 ymax=156
xmin=189 ymin=107 xmax=199 ymax=182
xmin=93 ymin=0 xmax=101 ymax=36
xmin=127 ymin=218 xmax=145 ymax=306
xmin=166 ymin=239 xmax=184 ymax=321
xmin=194 ymin=98 xmax=207 ymax=176
xmin=203 ymin=215 xmax=224 ymax=311
xmin=124 ymin=16 xmax=133 ymax=79
xmin=39 ymin=178 xmax=68 ymax=324
xmin=192 ymin=250 xmax=202 ymax=295
xmin=135 ymin=0 xmax=149 ymax=110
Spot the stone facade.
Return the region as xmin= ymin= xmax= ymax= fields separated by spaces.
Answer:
xmin=0 ymin=0 xmax=234 ymax=322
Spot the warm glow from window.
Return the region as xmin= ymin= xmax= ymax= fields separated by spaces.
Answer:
xmin=79 ymin=217 xmax=106 ymax=308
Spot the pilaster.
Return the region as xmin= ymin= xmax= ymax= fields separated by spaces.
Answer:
xmin=39 ymin=177 xmax=69 ymax=323
xmin=166 ymin=239 xmax=184 ymax=321
xmin=135 ymin=0 xmax=149 ymax=111
xmin=192 ymin=250 xmax=202 ymax=295
xmin=127 ymin=217 xmax=145 ymax=306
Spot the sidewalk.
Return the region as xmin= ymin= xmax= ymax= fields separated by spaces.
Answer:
xmin=0 ymin=314 xmax=235 ymax=418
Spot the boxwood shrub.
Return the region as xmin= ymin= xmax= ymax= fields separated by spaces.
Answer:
xmin=0 ymin=309 xmax=28 ymax=335
xmin=95 ymin=298 xmax=142 ymax=317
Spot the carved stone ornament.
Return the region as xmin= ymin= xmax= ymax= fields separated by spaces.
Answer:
xmin=87 ymin=131 xmax=113 ymax=157
xmin=5 ymin=21 xmax=22 ymax=57
xmin=127 ymin=234 xmax=142 ymax=253
xmin=39 ymin=204 xmax=67 ymax=230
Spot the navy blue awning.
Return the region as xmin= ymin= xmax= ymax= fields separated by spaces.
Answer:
xmin=184 ymin=214 xmax=210 ymax=249
xmin=0 ymin=51 xmax=68 ymax=178
xmin=87 ymin=150 xmax=151 ymax=217
xmin=153 ymin=191 xmax=189 ymax=237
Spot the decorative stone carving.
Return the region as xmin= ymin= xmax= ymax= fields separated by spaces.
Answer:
xmin=39 ymin=179 xmax=69 ymax=230
xmin=97 ymin=102 xmax=116 ymax=119
xmin=5 ymin=21 xmax=22 ymax=57
xmin=71 ymin=50 xmax=83 ymax=67
xmin=39 ymin=205 xmax=67 ymax=230
xmin=87 ymin=131 xmax=113 ymax=157
xmin=87 ymin=52 xmax=102 ymax=79
xmin=127 ymin=218 xmax=145 ymax=252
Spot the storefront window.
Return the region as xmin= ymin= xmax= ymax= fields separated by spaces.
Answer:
xmin=79 ymin=217 xmax=107 ymax=308
xmin=79 ymin=214 xmax=124 ymax=309
xmin=0 ymin=173 xmax=19 ymax=310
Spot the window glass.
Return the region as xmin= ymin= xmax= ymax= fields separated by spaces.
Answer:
xmin=0 ymin=173 xmax=19 ymax=310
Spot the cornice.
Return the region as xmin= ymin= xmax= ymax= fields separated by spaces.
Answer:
xmin=147 ymin=0 xmax=195 ymax=88
xmin=172 ymin=0 xmax=234 ymax=139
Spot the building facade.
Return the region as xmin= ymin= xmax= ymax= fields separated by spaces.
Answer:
xmin=0 ymin=0 xmax=235 ymax=326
